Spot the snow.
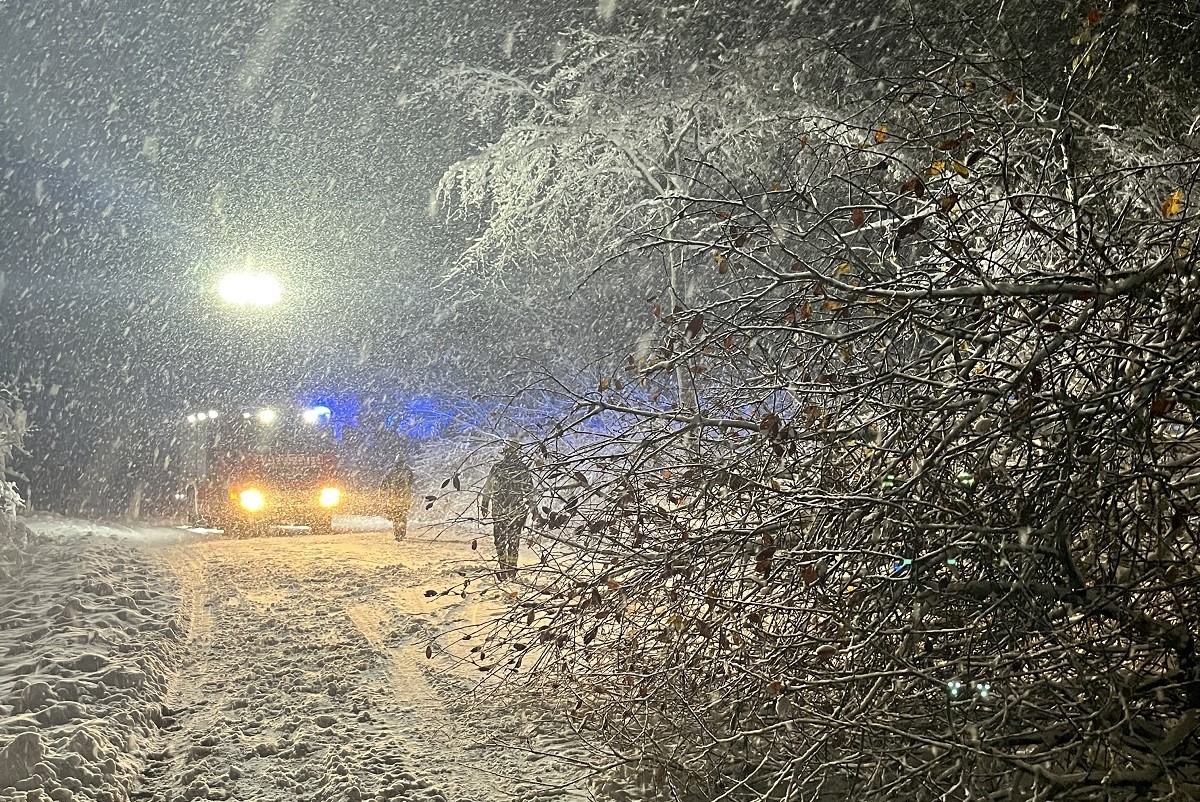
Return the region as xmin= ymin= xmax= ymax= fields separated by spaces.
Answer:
xmin=1 ymin=514 xmax=183 ymax=802
xmin=331 ymin=515 xmax=392 ymax=533
xmin=23 ymin=515 xmax=203 ymax=545
xmin=1 ymin=515 xmax=615 ymax=802
xmin=23 ymin=514 xmax=415 ymax=539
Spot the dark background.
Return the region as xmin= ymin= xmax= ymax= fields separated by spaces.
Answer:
xmin=1 ymin=0 xmax=606 ymax=512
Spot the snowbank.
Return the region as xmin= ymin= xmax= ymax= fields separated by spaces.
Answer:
xmin=0 ymin=515 xmax=183 ymax=802
xmin=23 ymin=515 xmax=200 ymax=546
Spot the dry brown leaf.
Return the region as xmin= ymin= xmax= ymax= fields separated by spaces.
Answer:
xmin=1151 ymin=395 xmax=1176 ymax=417
xmin=900 ymin=177 xmax=925 ymax=198
xmin=1162 ymin=189 xmax=1185 ymax=218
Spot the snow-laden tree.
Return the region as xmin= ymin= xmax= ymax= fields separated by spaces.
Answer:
xmin=435 ymin=0 xmax=1200 ymax=391
xmin=436 ymin=29 xmax=865 ymax=411
xmin=1 ymin=389 xmax=27 ymax=517
xmin=1 ymin=389 xmax=33 ymax=584
xmin=434 ymin=6 xmax=1200 ymax=800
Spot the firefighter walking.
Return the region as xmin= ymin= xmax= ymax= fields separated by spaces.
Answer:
xmin=381 ymin=456 xmax=414 ymax=541
xmin=481 ymin=442 xmax=533 ymax=578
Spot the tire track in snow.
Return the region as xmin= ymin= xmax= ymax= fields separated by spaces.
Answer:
xmin=132 ymin=531 xmax=594 ymax=802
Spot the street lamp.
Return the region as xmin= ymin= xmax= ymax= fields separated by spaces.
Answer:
xmin=218 ymin=272 xmax=282 ymax=306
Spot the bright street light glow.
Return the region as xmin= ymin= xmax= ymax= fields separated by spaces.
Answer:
xmin=186 ymin=414 xmax=197 ymax=424
xmin=208 ymin=409 xmax=219 ymax=418
xmin=256 ymin=408 xmax=278 ymax=425
xmin=218 ymin=272 xmax=282 ymax=306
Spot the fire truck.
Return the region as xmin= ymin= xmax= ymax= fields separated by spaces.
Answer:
xmin=181 ymin=404 xmax=342 ymax=537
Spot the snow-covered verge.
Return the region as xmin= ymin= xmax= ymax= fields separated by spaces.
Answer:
xmin=22 ymin=515 xmax=201 ymax=546
xmin=0 ymin=514 xmax=183 ymax=802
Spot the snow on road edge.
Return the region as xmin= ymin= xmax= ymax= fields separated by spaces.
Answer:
xmin=1 ymin=514 xmax=184 ymax=802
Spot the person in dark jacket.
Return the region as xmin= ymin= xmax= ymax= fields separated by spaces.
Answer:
xmin=480 ymin=441 xmax=533 ymax=578
xmin=381 ymin=456 xmax=414 ymax=541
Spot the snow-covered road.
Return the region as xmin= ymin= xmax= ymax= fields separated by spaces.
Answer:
xmin=140 ymin=528 xmax=602 ymax=802
xmin=2 ymin=519 xmax=607 ymax=802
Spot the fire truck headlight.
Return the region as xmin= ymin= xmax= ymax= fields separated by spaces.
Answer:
xmin=239 ymin=488 xmax=266 ymax=512
xmin=319 ymin=487 xmax=341 ymax=508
